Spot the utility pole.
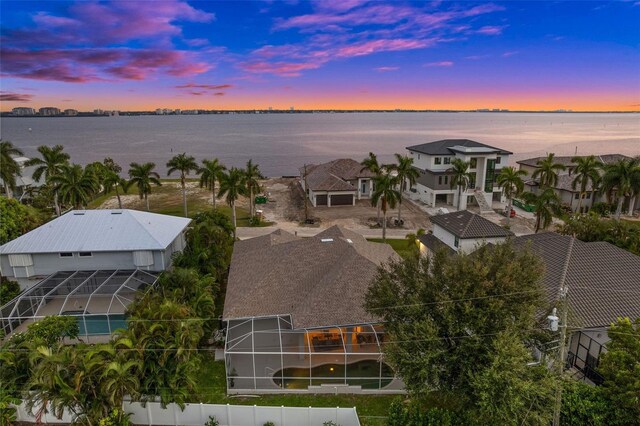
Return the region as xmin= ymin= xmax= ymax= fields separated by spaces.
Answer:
xmin=553 ymin=285 xmax=569 ymax=426
xmin=303 ymin=164 xmax=309 ymax=222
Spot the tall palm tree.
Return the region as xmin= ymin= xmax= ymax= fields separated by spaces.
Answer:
xmin=218 ymin=167 xmax=247 ymax=237
xmin=371 ymin=173 xmax=401 ymax=242
xmin=102 ymin=170 xmax=129 ymax=209
xmin=199 ymin=158 xmax=226 ymax=208
xmin=244 ymin=159 xmax=263 ymax=217
xmin=601 ymin=157 xmax=640 ymax=220
xmin=0 ymin=140 xmax=24 ymax=199
xmin=49 ymin=164 xmax=99 ymax=209
xmin=361 ymin=152 xmax=382 ymax=223
xmin=26 ymin=145 xmax=70 ymax=216
xmin=522 ymin=188 xmax=562 ymax=233
xmin=496 ymin=166 xmax=527 ymax=227
xmin=167 ymin=153 xmax=199 ymax=217
xmin=532 ymin=153 xmax=566 ymax=188
xmin=128 ymin=162 xmax=161 ymax=212
xmin=392 ymin=153 xmax=420 ymax=223
xmin=449 ymin=158 xmax=471 ymax=211
xmin=570 ymin=155 xmax=603 ymax=213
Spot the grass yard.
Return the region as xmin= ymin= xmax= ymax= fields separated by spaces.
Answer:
xmin=368 ymin=238 xmax=416 ymax=259
xmin=193 ymin=355 xmax=400 ymax=426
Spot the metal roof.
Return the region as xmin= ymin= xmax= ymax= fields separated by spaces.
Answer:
xmin=406 ymin=139 xmax=513 ymax=156
xmin=0 ymin=209 xmax=191 ymax=254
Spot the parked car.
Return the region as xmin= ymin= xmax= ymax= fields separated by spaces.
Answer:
xmin=503 ymin=207 xmax=516 ymax=218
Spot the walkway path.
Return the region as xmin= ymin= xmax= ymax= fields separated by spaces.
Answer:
xmin=237 ymin=225 xmax=416 ymax=240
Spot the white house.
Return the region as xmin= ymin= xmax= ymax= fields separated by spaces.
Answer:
xmin=425 ymin=210 xmax=513 ymax=254
xmin=0 ymin=209 xmax=191 ymax=289
xmin=406 ymin=139 xmax=512 ymax=211
xmin=300 ymin=159 xmax=376 ymax=207
xmin=0 ymin=156 xmax=45 ymax=200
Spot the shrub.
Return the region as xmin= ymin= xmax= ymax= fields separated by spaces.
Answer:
xmin=263 ymin=422 xmax=276 ymax=426
xmin=0 ymin=197 xmax=44 ymax=245
xmin=204 ymin=415 xmax=220 ymax=426
xmin=0 ymin=276 xmax=20 ymax=305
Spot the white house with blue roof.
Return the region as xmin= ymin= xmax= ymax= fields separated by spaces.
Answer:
xmin=0 ymin=209 xmax=191 ymax=289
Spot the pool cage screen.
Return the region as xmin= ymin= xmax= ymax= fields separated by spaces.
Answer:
xmin=1 ymin=269 xmax=159 ymax=338
xmin=224 ymin=315 xmax=402 ymax=392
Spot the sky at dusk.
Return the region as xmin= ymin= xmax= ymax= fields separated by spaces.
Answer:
xmin=1 ymin=0 xmax=639 ymax=112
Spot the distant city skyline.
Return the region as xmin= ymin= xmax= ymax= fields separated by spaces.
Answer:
xmin=1 ymin=1 xmax=639 ymax=112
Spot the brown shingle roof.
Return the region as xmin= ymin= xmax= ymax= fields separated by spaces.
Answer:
xmin=223 ymin=225 xmax=400 ymax=328
xmin=517 ymin=154 xmax=630 ymax=168
xmin=430 ymin=210 xmax=513 ymax=239
xmin=301 ymin=159 xmax=376 ymax=192
xmin=514 ymin=233 xmax=640 ymax=328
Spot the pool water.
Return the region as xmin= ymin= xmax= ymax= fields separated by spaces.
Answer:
xmin=62 ymin=312 xmax=127 ymax=335
xmin=273 ymin=360 xmax=394 ymax=389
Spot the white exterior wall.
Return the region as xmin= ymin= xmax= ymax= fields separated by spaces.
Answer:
xmin=432 ymin=224 xmax=507 ymax=253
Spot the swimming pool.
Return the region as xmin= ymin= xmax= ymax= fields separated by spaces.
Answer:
xmin=62 ymin=312 xmax=127 ymax=335
xmin=272 ymin=360 xmax=394 ymax=389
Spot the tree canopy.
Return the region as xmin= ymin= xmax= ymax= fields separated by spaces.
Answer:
xmin=0 ymin=197 xmax=45 ymax=245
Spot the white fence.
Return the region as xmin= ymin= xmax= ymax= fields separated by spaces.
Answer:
xmin=15 ymin=401 xmax=361 ymax=426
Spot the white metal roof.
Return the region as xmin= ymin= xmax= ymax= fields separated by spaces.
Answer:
xmin=0 ymin=209 xmax=191 ymax=254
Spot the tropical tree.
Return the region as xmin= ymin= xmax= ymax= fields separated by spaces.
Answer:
xmin=523 ymin=187 xmax=562 ymax=233
xmin=0 ymin=140 xmax=24 ymax=199
xmin=371 ymin=172 xmax=401 ymax=242
xmin=391 ymin=153 xmax=420 ymax=223
xmin=49 ymin=164 xmax=99 ymax=209
xmin=496 ymin=166 xmax=527 ymax=227
xmin=128 ymin=162 xmax=161 ymax=211
xmin=217 ymin=167 xmax=246 ymax=236
xmin=167 ymin=153 xmax=199 ymax=217
xmin=199 ymin=158 xmax=226 ymax=208
xmin=601 ymin=157 xmax=640 ymax=220
xmin=449 ymin=158 xmax=471 ymax=210
xmin=244 ymin=159 xmax=264 ymax=217
xmin=25 ymin=145 xmax=70 ymax=216
xmin=532 ymin=153 xmax=566 ymax=188
xmin=0 ymin=197 xmax=44 ymax=245
xmin=571 ymin=155 xmax=603 ymax=213
xmin=361 ymin=152 xmax=383 ymax=223
xmin=102 ymin=170 xmax=129 ymax=209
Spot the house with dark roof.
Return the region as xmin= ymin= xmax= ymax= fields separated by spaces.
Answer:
xmin=514 ymin=232 xmax=640 ymax=383
xmin=300 ymin=159 xmax=376 ymax=207
xmin=406 ymin=139 xmax=512 ymax=211
xmin=517 ymin=154 xmax=638 ymax=214
xmin=424 ymin=210 xmax=513 ymax=253
xmin=222 ymin=226 xmax=404 ymax=393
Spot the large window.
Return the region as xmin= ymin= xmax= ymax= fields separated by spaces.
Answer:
xmin=434 ymin=157 xmax=442 ymax=165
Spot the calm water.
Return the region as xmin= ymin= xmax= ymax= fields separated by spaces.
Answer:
xmin=1 ymin=113 xmax=638 ymax=176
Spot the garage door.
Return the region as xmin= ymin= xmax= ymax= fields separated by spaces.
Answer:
xmin=331 ymin=194 xmax=354 ymax=206
xmin=316 ymin=195 xmax=328 ymax=206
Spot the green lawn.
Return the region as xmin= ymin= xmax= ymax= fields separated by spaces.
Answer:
xmin=368 ymin=238 xmax=415 ymax=259
xmin=193 ymin=355 xmax=400 ymax=426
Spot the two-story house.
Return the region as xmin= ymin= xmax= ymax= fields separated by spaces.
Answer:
xmin=300 ymin=159 xmax=376 ymax=207
xmin=406 ymin=139 xmax=512 ymax=211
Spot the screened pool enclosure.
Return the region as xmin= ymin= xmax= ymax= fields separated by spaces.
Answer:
xmin=1 ymin=269 xmax=159 ymax=338
xmin=225 ymin=315 xmax=403 ymax=393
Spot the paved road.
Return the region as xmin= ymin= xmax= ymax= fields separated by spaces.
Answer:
xmin=237 ymin=225 xmax=416 ymax=240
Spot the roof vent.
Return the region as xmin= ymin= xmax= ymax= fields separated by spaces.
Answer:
xmin=73 ymin=211 xmax=85 ymax=215
xmin=346 ymin=239 xmax=353 ymax=244
xmin=111 ymin=211 xmax=123 ymax=215
xmin=321 ymin=238 xmax=334 ymax=243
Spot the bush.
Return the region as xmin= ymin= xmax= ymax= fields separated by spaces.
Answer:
xmin=204 ymin=416 xmax=219 ymax=426
xmin=263 ymin=422 xmax=276 ymax=426
xmin=0 ymin=197 xmax=44 ymax=245
xmin=386 ymin=400 xmax=476 ymax=426
xmin=591 ymin=201 xmax=614 ymax=216
xmin=0 ymin=276 xmax=20 ymax=305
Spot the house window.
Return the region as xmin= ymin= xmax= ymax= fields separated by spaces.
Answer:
xmin=470 ymin=158 xmax=477 ymax=168
xmin=574 ymin=193 xmax=580 ymax=200
xmin=454 ymin=236 xmax=459 ymax=248
xmin=59 ymin=252 xmax=73 ymax=258
xmin=444 ymin=157 xmax=451 ymax=164
xmin=438 ymin=176 xmax=443 ymax=185
xmin=78 ymin=252 xmax=92 ymax=257
xmin=434 ymin=157 xmax=442 ymax=165
xmin=496 ymin=156 xmax=501 ymax=164
xmin=444 ymin=176 xmax=449 ymax=185
xmin=418 ymin=154 xmax=421 ymax=159
xmin=586 ymin=193 xmax=591 ymax=199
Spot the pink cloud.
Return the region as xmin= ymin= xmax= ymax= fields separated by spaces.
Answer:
xmin=425 ymin=61 xmax=454 ymax=67
xmin=175 ymin=83 xmax=233 ymax=90
xmin=502 ymin=51 xmax=519 ymax=57
xmin=474 ymin=25 xmax=506 ymax=35
xmin=336 ymin=39 xmax=430 ymax=57
xmin=374 ymin=66 xmax=399 ymax=72
xmin=240 ymin=60 xmax=322 ymax=77
xmin=0 ymin=92 xmax=34 ymax=102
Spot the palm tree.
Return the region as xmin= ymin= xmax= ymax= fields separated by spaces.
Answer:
xmin=496 ymin=166 xmax=527 ymax=227
xmin=218 ymin=167 xmax=247 ymax=237
xmin=167 ymin=153 xmax=199 ymax=217
xmin=601 ymin=157 xmax=640 ymax=220
xmin=199 ymin=158 xmax=226 ymax=208
xmin=0 ymin=140 xmax=24 ymax=199
xmin=361 ymin=152 xmax=382 ymax=223
xmin=102 ymin=170 xmax=129 ymax=209
xmin=128 ymin=162 xmax=161 ymax=211
xmin=392 ymin=153 xmax=420 ymax=223
xmin=25 ymin=145 xmax=70 ymax=216
xmin=532 ymin=153 xmax=566 ymax=188
xmin=49 ymin=164 xmax=99 ymax=210
xmin=371 ymin=173 xmax=401 ymax=242
xmin=570 ymin=155 xmax=603 ymax=213
xmin=244 ymin=159 xmax=264 ymax=217
xmin=449 ymin=158 xmax=471 ymax=210
xmin=522 ymin=188 xmax=562 ymax=233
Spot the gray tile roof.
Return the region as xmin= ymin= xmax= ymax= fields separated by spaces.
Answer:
xmin=406 ymin=139 xmax=512 ymax=155
xmin=517 ymin=154 xmax=630 ymax=168
xmin=418 ymin=233 xmax=456 ymax=255
xmin=514 ymin=233 xmax=640 ymax=329
xmin=0 ymin=209 xmax=191 ymax=254
xmin=430 ymin=210 xmax=513 ymax=239
xmin=301 ymin=159 xmax=376 ymax=192
xmin=223 ymin=225 xmax=400 ymax=328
